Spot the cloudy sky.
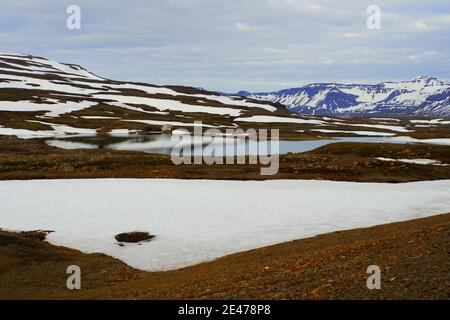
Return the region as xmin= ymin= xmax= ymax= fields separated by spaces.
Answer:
xmin=1 ymin=0 xmax=449 ymax=92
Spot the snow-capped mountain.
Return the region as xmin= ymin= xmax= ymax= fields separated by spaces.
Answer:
xmin=240 ymin=76 xmax=450 ymax=117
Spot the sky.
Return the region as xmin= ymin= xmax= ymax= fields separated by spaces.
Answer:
xmin=1 ymin=0 xmax=449 ymax=92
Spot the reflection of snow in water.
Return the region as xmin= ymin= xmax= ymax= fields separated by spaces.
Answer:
xmin=46 ymin=134 xmax=450 ymax=156
xmin=46 ymin=134 xmax=333 ymax=155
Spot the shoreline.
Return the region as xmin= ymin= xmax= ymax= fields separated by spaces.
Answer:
xmin=1 ymin=135 xmax=449 ymax=183
xmin=2 ymin=178 xmax=449 ymax=271
xmin=1 ymin=212 xmax=448 ymax=299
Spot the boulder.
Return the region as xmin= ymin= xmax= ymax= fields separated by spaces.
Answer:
xmin=115 ymin=232 xmax=154 ymax=244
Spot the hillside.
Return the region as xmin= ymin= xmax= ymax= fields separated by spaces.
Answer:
xmin=1 ymin=213 xmax=448 ymax=299
xmin=1 ymin=54 xmax=450 ymax=142
xmin=0 ymin=53 xmax=296 ymax=135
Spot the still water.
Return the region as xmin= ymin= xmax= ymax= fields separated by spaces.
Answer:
xmin=45 ymin=134 xmax=419 ymax=156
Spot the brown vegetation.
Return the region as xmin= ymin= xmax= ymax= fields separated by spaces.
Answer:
xmin=0 ymin=136 xmax=448 ymax=182
xmin=0 ymin=213 xmax=448 ymax=300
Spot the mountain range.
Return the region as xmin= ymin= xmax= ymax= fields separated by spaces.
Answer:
xmin=0 ymin=53 xmax=449 ymax=141
xmin=236 ymin=76 xmax=450 ymax=117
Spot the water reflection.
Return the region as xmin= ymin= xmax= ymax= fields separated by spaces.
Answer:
xmin=46 ymin=134 xmax=414 ymax=156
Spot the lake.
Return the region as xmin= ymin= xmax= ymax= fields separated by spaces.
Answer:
xmin=44 ymin=133 xmax=428 ymax=156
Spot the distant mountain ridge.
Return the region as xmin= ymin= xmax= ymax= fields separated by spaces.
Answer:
xmin=237 ymin=76 xmax=450 ymax=117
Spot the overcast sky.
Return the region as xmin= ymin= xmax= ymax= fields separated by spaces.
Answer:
xmin=1 ymin=0 xmax=449 ymax=92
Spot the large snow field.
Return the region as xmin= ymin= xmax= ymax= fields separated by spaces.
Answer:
xmin=1 ymin=179 xmax=449 ymax=271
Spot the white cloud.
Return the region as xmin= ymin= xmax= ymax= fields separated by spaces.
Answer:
xmin=408 ymin=51 xmax=440 ymax=61
xmin=304 ymin=3 xmax=321 ymax=11
xmin=235 ymin=22 xmax=256 ymax=31
xmin=415 ymin=21 xmax=429 ymax=30
xmin=0 ymin=0 xmax=449 ymax=91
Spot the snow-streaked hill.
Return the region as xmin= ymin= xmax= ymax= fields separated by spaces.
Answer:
xmin=0 ymin=53 xmax=295 ymax=133
xmin=241 ymin=76 xmax=450 ymax=117
xmin=1 ymin=54 xmax=449 ymax=140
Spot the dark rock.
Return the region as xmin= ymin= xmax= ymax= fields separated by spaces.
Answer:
xmin=115 ymin=232 xmax=154 ymax=244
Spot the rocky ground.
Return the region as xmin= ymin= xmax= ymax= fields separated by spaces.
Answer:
xmin=0 ymin=213 xmax=448 ymax=300
xmin=0 ymin=135 xmax=449 ymax=182
xmin=1 ymin=133 xmax=449 ymax=300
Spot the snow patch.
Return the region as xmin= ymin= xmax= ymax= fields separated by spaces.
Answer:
xmin=375 ymin=157 xmax=446 ymax=165
xmin=236 ymin=115 xmax=325 ymax=125
xmin=312 ymin=129 xmax=395 ymax=136
xmin=1 ymin=179 xmax=449 ymax=271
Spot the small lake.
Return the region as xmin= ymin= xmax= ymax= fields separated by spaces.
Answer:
xmin=45 ymin=134 xmax=426 ymax=156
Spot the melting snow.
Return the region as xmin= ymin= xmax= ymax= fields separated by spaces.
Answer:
xmin=0 ymin=123 xmax=97 ymax=139
xmin=236 ymin=115 xmax=325 ymax=125
xmin=312 ymin=129 xmax=395 ymax=136
xmin=1 ymin=179 xmax=449 ymax=271
xmin=390 ymin=136 xmax=450 ymax=145
xmin=335 ymin=122 xmax=412 ymax=133
xmin=375 ymin=157 xmax=447 ymax=165
xmin=0 ymin=100 xmax=97 ymax=117
xmin=124 ymin=119 xmax=219 ymax=128
xmin=94 ymin=94 xmax=243 ymax=116
xmin=410 ymin=119 xmax=450 ymax=125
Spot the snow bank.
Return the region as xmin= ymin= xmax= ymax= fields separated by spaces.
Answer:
xmin=410 ymin=119 xmax=450 ymax=125
xmin=1 ymin=179 xmax=449 ymax=271
xmin=312 ymin=129 xmax=395 ymax=136
xmin=0 ymin=123 xmax=97 ymax=139
xmin=335 ymin=122 xmax=411 ymax=133
xmin=376 ymin=157 xmax=447 ymax=166
xmin=236 ymin=115 xmax=325 ymax=125
xmin=391 ymin=136 xmax=450 ymax=145
xmin=0 ymin=100 xmax=97 ymax=117
xmin=94 ymin=94 xmax=243 ymax=116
